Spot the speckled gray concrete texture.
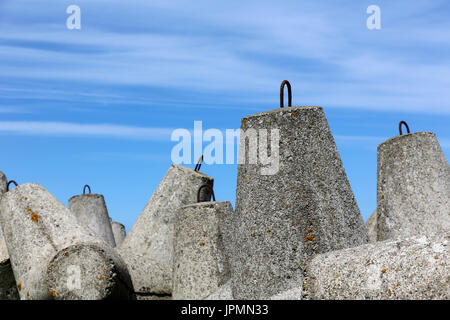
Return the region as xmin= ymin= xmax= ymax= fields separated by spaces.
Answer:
xmin=119 ymin=164 xmax=214 ymax=295
xmin=233 ymin=106 xmax=369 ymax=300
xmin=366 ymin=210 xmax=377 ymax=243
xmin=377 ymin=132 xmax=450 ymax=241
xmin=111 ymin=222 xmax=126 ymax=247
xmin=0 ymin=171 xmax=19 ymax=300
xmin=304 ymin=232 xmax=449 ymax=300
xmin=173 ymin=201 xmax=233 ymax=300
xmin=204 ymin=280 xmax=234 ymax=300
xmin=0 ymin=171 xmax=6 ymax=194
xmin=0 ymin=183 xmax=134 ymax=300
xmin=269 ymin=286 xmax=303 ymax=300
xmin=69 ymin=194 xmax=116 ymax=247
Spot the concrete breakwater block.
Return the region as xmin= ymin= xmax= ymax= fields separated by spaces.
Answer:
xmin=233 ymin=102 xmax=369 ymax=299
xmin=68 ymin=186 xmax=116 ymax=247
xmin=0 ymin=172 xmax=20 ymax=300
xmin=366 ymin=210 xmax=377 ymax=243
xmin=377 ymin=130 xmax=450 ymax=241
xmin=0 ymin=183 xmax=135 ymax=300
xmin=119 ymin=164 xmax=214 ymax=296
xmin=111 ymin=222 xmax=126 ymax=247
xmin=304 ymin=231 xmax=449 ymax=300
xmin=173 ymin=198 xmax=234 ymax=299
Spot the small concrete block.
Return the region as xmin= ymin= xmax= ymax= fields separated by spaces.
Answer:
xmin=204 ymin=280 xmax=234 ymax=300
xmin=366 ymin=210 xmax=377 ymax=243
xmin=119 ymin=164 xmax=214 ymax=295
xmin=111 ymin=222 xmax=126 ymax=247
xmin=377 ymin=132 xmax=450 ymax=241
xmin=173 ymin=201 xmax=233 ymax=300
xmin=0 ymin=171 xmax=6 ymax=194
xmin=69 ymin=193 xmax=116 ymax=247
xmin=0 ymin=183 xmax=134 ymax=300
xmin=304 ymin=231 xmax=450 ymax=300
xmin=233 ymin=106 xmax=369 ymax=299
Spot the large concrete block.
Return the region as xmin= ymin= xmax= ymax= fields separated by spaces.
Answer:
xmin=233 ymin=104 xmax=369 ymax=299
xmin=173 ymin=200 xmax=233 ymax=300
xmin=304 ymin=231 xmax=449 ymax=300
xmin=377 ymin=130 xmax=450 ymax=241
xmin=111 ymin=221 xmax=126 ymax=247
xmin=366 ymin=210 xmax=377 ymax=243
xmin=0 ymin=183 xmax=135 ymax=300
xmin=68 ymin=186 xmax=116 ymax=247
xmin=119 ymin=164 xmax=214 ymax=296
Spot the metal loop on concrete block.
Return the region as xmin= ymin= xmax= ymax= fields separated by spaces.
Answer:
xmin=6 ymin=180 xmax=18 ymax=192
xmin=399 ymin=121 xmax=410 ymax=135
xmin=197 ymin=184 xmax=215 ymax=203
xmin=194 ymin=155 xmax=204 ymax=172
xmin=280 ymin=80 xmax=292 ymax=108
xmin=83 ymin=184 xmax=92 ymax=195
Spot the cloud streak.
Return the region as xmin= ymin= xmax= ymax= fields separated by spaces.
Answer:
xmin=0 ymin=121 xmax=173 ymax=140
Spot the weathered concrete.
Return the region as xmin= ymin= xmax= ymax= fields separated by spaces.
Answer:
xmin=377 ymin=132 xmax=450 ymax=241
xmin=269 ymin=287 xmax=303 ymax=300
xmin=0 ymin=171 xmax=20 ymax=300
xmin=233 ymin=106 xmax=369 ymax=299
xmin=0 ymin=171 xmax=6 ymax=194
xmin=119 ymin=164 xmax=214 ymax=295
xmin=204 ymin=280 xmax=233 ymax=300
xmin=69 ymin=193 xmax=116 ymax=247
xmin=0 ymin=183 xmax=135 ymax=300
xmin=304 ymin=231 xmax=449 ymax=300
xmin=173 ymin=201 xmax=234 ymax=300
xmin=111 ymin=222 xmax=126 ymax=247
xmin=366 ymin=210 xmax=377 ymax=243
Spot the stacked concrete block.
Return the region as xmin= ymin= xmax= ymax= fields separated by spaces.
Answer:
xmin=233 ymin=105 xmax=369 ymax=299
xmin=68 ymin=186 xmax=116 ymax=247
xmin=119 ymin=164 xmax=214 ymax=297
xmin=303 ymin=231 xmax=449 ymax=300
xmin=366 ymin=210 xmax=377 ymax=243
xmin=0 ymin=183 xmax=135 ymax=300
xmin=377 ymin=131 xmax=450 ymax=241
xmin=111 ymin=222 xmax=126 ymax=247
xmin=0 ymin=171 xmax=20 ymax=300
xmin=173 ymin=199 xmax=234 ymax=300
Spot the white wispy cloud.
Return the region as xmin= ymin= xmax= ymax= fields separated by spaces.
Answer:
xmin=0 ymin=121 xmax=173 ymax=140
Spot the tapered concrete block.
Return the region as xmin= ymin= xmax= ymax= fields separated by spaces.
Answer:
xmin=304 ymin=231 xmax=449 ymax=300
xmin=111 ymin=222 xmax=126 ymax=247
xmin=377 ymin=132 xmax=450 ymax=241
xmin=0 ymin=183 xmax=134 ymax=300
xmin=204 ymin=280 xmax=234 ymax=300
xmin=173 ymin=201 xmax=233 ymax=300
xmin=69 ymin=190 xmax=116 ymax=247
xmin=119 ymin=164 xmax=214 ymax=296
xmin=233 ymin=106 xmax=369 ymax=299
xmin=366 ymin=210 xmax=377 ymax=243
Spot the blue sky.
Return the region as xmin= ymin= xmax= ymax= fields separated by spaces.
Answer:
xmin=0 ymin=0 xmax=449 ymax=232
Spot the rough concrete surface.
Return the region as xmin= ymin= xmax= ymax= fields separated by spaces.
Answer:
xmin=233 ymin=106 xmax=369 ymax=299
xmin=119 ymin=164 xmax=214 ymax=295
xmin=0 ymin=171 xmax=6 ymax=194
xmin=204 ymin=280 xmax=234 ymax=300
xmin=173 ymin=201 xmax=233 ymax=300
xmin=377 ymin=132 xmax=450 ymax=241
xmin=0 ymin=183 xmax=134 ymax=300
xmin=69 ymin=193 xmax=116 ymax=247
xmin=111 ymin=222 xmax=126 ymax=247
xmin=304 ymin=231 xmax=449 ymax=300
xmin=366 ymin=210 xmax=377 ymax=243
